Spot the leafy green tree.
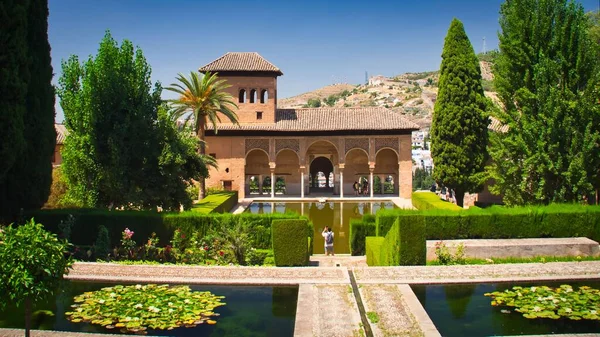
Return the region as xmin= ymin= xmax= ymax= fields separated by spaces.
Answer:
xmin=588 ymin=10 xmax=600 ymax=48
xmin=431 ymin=18 xmax=490 ymax=207
xmin=166 ymin=72 xmax=238 ymax=200
xmin=489 ymin=0 xmax=600 ymax=205
xmin=58 ymin=32 xmax=203 ymax=210
xmin=0 ymin=219 xmax=73 ymax=337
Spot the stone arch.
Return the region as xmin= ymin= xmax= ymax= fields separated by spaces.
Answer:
xmin=345 ymin=148 xmax=370 ymax=195
xmin=309 ymin=156 xmax=334 ymax=191
xmin=375 ymin=147 xmax=399 ymax=158
xmin=250 ymin=89 xmax=257 ymax=103
xmin=245 ymin=149 xmax=270 ymax=195
xmin=305 ymin=140 xmax=339 ymax=194
xmin=275 ymin=149 xmax=301 ymax=195
xmin=238 ymin=89 xmax=246 ymax=103
xmin=260 ymin=89 xmax=268 ymax=103
xmin=375 ymin=148 xmax=399 ymax=195
xmin=306 ymin=139 xmax=339 ymax=159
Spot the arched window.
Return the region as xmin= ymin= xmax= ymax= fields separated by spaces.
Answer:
xmin=250 ymin=89 xmax=257 ymax=103
xmin=239 ymin=89 xmax=246 ymax=103
xmin=260 ymin=89 xmax=268 ymax=103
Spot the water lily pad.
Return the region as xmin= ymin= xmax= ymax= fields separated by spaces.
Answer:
xmin=485 ymin=284 xmax=600 ymax=321
xmin=65 ymin=284 xmax=225 ymax=334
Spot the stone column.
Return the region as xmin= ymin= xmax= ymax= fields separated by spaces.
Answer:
xmin=369 ymin=166 xmax=374 ymax=198
xmin=339 ymin=164 xmax=345 ymax=199
xmin=398 ymin=162 xmax=402 ymax=198
xmin=300 ymin=166 xmax=305 ymax=198
xmin=380 ymin=175 xmax=385 ymax=195
xmin=258 ymin=175 xmax=263 ymax=195
xmin=270 ymin=170 xmax=275 ymax=198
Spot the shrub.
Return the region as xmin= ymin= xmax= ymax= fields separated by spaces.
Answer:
xmin=434 ymin=241 xmax=465 ymax=265
xmin=349 ymin=218 xmax=376 ymax=256
xmin=246 ymin=249 xmax=272 ymax=266
xmin=94 ymin=225 xmax=111 ymax=260
xmin=272 ymin=219 xmax=309 ymax=266
xmin=380 ymin=215 xmax=426 ymax=266
xmin=412 ymin=192 xmax=462 ymax=210
xmin=191 ymin=191 xmax=238 ymax=213
xmin=365 ymin=237 xmax=384 ymax=266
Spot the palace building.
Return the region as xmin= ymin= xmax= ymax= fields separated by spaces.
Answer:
xmin=201 ymin=52 xmax=419 ymax=200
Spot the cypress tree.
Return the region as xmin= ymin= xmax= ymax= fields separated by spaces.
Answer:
xmin=489 ymin=0 xmax=600 ymax=205
xmin=6 ymin=0 xmax=56 ymax=211
xmin=0 ymin=0 xmax=28 ymax=219
xmin=431 ymin=18 xmax=490 ymax=207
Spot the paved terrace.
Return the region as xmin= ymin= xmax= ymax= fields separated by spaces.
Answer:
xmin=3 ymin=262 xmax=600 ymax=337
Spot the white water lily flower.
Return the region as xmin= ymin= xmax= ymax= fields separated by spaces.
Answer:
xmin=134 ymin=304 xmax=143 ymax=309
xmin=533 ymin=306 xmax=541 ymax=312
xmin=537 ymin=296 xmax=543 ymax=301
xmin=109 ymin=292 xmax=116 ymax=298
xmin=566 ymin=288 xmax=573 ymax=293
xmin=561 ymin=297 xmax=567 ymax=302
xmin=98 ymin=299 xmax=105 ymax=304
xmin=591 ymin=310 xmax=597 ymax=314
xmin=564 ymin=308 xmax=572 ymax=313
xmin=135 ymin=284 xmax=142 ymax=289
xmin=552 ymin=299 xmax=559 ymax=304
xmin=184 ymin=299 xmax=190 ymax=304
xmin=168 ymin=302 xmax=173 ymax=306
xmin=530 ymin=287 xmax=537 ymax=292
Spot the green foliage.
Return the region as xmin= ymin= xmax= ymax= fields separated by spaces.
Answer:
xmin=215 ymin=217 xmax=252 ymax=265
xmin=94 ymin=225 xmax=110 ymax=260
xmin=476 ymin=50 xmax=500 ymax=63
xmin=245 ymin=249 xmax=272 ymax=266
xmin=271 ymin=219 xmax=309 ymax=266
xmin=431 ymin=18 xmax=490 ymax=207
xmin=588 ymin=10 xmax=600 ymax=48
xmin=190 ymin=191 xmax=238 ymax=213
xmin=44 ymin=168 xmax=72 ymax=209
xmin=485 ymin=285 xmax=600 ymax=321
xmin=380 ymin=216 xmax=426 ymax=266
xmin=66 ymin=284 xmax=225 ymax=331
xmin=489 ymin=0 xmax=600 ymax=205
xmin=0 ymin=0 xmax=55 ymax=221
xmin=166 ymin=71 xmax=238 ymax=200
xmin=365 ymin=237 xmax=384 ymax=266
xmin=323 ymin=94 xmax=340 ymax=107
xmin=0 ymin=218 xmax=73 ymax=316
xmin=434 ymin=241 xmax=465 ymax=265
xmin=58 ymin=32 xmax=205 ymax=210
xmin=305 ymin=98 xmax=322 ymax=108
xmin=412 ymin=192 xmax=462 ymax=210
xmin=412 ymin=168 xmax=436 ymax=191
xmin=366 ymin=312 xmax=380 ymax=324
xmin=349 ymin=218 xmax=376 ymax=256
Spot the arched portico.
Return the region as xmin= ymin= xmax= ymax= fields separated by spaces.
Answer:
xmin=245 ymin=149 xmax=270 ymax=196
xmin=305 ymin=140 xmax=339 ymax=195
xmin=275 ymin=149 xmax=300 ymax=195
xmin=374 ymin=148 xmax=400 ymax=195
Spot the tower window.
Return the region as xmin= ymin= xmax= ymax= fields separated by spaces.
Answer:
xmin=260 ymin=89 xmax=268 ymax=103
xmin=256 ymin=111 xmax=263 ymax=120
xmin=250 ymin=89 xmax=257 ymax=103
xmin=239 ymin=89 xmax=246 ymax=103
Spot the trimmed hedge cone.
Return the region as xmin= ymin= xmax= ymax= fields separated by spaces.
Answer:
xmin=272 ymin=219 xmax=309 ymax=266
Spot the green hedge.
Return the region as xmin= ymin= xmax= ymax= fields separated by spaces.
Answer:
xmin=27 ymin=209 xmax=312 ymax=250
xmin=349 ymin=218 xmax=376 ymax=256
xmin=272 ymin=219 xmax=309 ymax=266
xmin=365 ymin=236 xmax=384 ymax=266
xmin=412 ymin=192 xmax=462 ymax=211
xmin=191 ymin=191 xmax=238 ymax=214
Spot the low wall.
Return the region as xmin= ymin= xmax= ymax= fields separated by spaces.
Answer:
xmin=426 ymin=237 xmax=600 ymax=261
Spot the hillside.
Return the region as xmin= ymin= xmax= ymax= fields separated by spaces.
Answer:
xmin=279 ymin=60 xmax=496 ymax=129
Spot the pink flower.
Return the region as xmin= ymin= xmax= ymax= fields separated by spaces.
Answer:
xmin=219 ymin=251 xmax=224 ymax=257
xmin=203 ymin=246 xmax=208 ymax=251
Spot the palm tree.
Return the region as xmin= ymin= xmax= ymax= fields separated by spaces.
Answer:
xmin=166 ymin=71 xmax=238 ymax=200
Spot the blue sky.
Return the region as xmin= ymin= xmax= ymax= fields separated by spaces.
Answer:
xmin=49 ymin=0 xmax=600 ymax=122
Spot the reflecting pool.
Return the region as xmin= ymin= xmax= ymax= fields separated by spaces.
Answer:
xmin=245 ymin=201 xmax=397 ymax=254
xmin=0 ymin=281 xmax=298 ymax=336
xmin=411 ymin=280 xmax=600 ymax=336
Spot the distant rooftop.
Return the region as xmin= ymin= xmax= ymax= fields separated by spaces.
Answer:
xmin=199 ymin=52 xmax=283 ymax=76
xmin=55 ymin=124 xmax=67 ymax=144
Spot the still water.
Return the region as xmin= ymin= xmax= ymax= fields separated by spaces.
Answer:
xmin=244 ymin=202 xmax=396 ymax=254
xmin=0 ymin=281 xmax=298 ymax=337
xmin=411 ymin=280 xmax=600 ymax=337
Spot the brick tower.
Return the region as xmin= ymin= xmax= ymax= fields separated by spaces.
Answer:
xmin=199 ymin=52 xmax=283 ymax=124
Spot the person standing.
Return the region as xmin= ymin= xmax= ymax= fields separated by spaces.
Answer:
xmin=322 ymin=226 xmax=334 ymax=256
xmin=353 ymin=181 xmax=359 ymax=196
xmin=362 ymin=179 xmax=369 ymax=196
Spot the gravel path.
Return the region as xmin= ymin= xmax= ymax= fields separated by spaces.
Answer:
xmin=360 ymin=284 xmax=422 ymax=337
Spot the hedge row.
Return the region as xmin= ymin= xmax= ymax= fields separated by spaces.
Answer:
xmin=272 ymin=219 xmax=311 ymax=266
xmin=27 ymin=209 xmax=313 ymax=250
xmin=191 ymin=191 xmax=238 ymax=214
xmin=366 ymin=215 xmax=426 ymax=266
xmin=349 ymin=215 xmax=376 ymax=256
xmin=412 ymin=192 xmax=462 ymax=211
xmin=374 ymin=205 xmax=600 ymax=242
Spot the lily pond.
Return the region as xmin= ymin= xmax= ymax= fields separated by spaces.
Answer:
xmin=411 ymin=280 xmax=600 ymax=337
xmin=245 ymin=201 xmax=397 ymax=254
xmin=0 ymin=281 xmax=298 ymax=336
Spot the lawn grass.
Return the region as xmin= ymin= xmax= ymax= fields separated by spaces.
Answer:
xmin=190 ymin=191 xmax=237 ymax=214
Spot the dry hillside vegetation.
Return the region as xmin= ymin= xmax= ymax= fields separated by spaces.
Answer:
xmin=279 ymin=61 xmax=497 ymax=129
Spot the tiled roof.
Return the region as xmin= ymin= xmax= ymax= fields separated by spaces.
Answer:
xmin=488 ymin=116 xmax=509 ymax=133
xmin=208 ymin=107 xmax=419 ymax=132
xmin=199 ymin=52 xmax=283 ymax=75
xmin=55 ymin=124 xmax=67 ymax=144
